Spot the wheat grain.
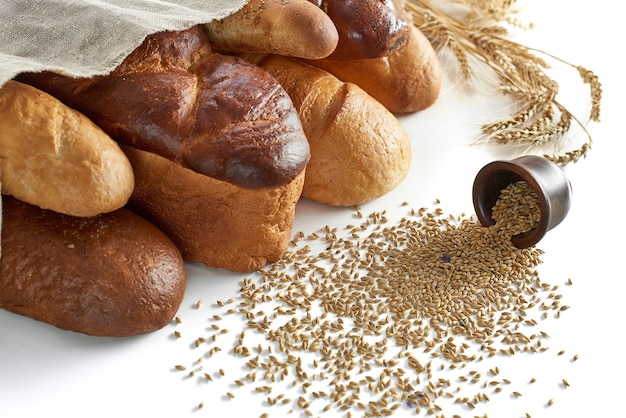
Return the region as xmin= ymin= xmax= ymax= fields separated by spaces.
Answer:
xmin=405 ymin=0 xmax=601 ymax=166
xmin=172 ymin=188 xmax=573 ymax=415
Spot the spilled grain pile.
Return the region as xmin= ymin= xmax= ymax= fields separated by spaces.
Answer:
xmin=170 ymin=185 xmax=574 ymax=417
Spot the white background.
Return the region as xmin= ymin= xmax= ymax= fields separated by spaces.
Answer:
xmin=1 ymin=1 xmax=623 ymax=417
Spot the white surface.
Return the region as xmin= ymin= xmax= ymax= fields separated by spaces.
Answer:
xmin=1 ymin=1 xmax=623 ymax=417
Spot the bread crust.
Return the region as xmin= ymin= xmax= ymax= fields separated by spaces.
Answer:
xmin=0 ymin=196 xmax=186 ymax=337
xmin=122 ymin=145 xmax=305 ymax=272
xmin=0 ymin=81 xmax=134 ymax=217
xmin=253 ymin=55 xmax=411 ymax=206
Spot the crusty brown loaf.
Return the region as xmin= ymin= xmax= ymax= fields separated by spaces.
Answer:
xmin=0 ymin=80 xmax=134 ymax=217
xmin=122 ymin=145 xmax=305 ymax=272
xmin=205 ymin=0 xmax=339 ymax=60
xmin=0 ymin=196 xmax=186 ymax=337
xmin=306 ymin=25 xmax=442 ymax=114
xmin=249 ymin=54 xmax=411 ymax=206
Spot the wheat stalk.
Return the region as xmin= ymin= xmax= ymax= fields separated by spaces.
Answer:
xmin=404 ymin=0 xmax=602 ymax=166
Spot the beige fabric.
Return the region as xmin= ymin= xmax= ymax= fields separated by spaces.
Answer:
xmin=0 ymin=0 xmax=248 ymax=87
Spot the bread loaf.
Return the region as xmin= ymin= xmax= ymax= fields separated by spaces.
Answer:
xmin=0 ymin=196 xmax=186 ymax=337
xmin=313 ymin=0 xmax=411 ymax=61
xmin=248 ymin=54 xmax=411 ymax=206
xmin=305 ymin=25 xmax=442 ymax=113
xmin=123 ymin=145 xmax=305 ymax=272
xmin=0 ymin=80 xmax=134 ymax=217
xmin=205 ymin=0 xmax=339 ymax=59
xmin=18 ymin=26 xmax=310 ymax=272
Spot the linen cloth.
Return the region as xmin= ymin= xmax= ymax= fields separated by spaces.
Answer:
xmin=0 ymin=0 xmax=248 ymax=87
